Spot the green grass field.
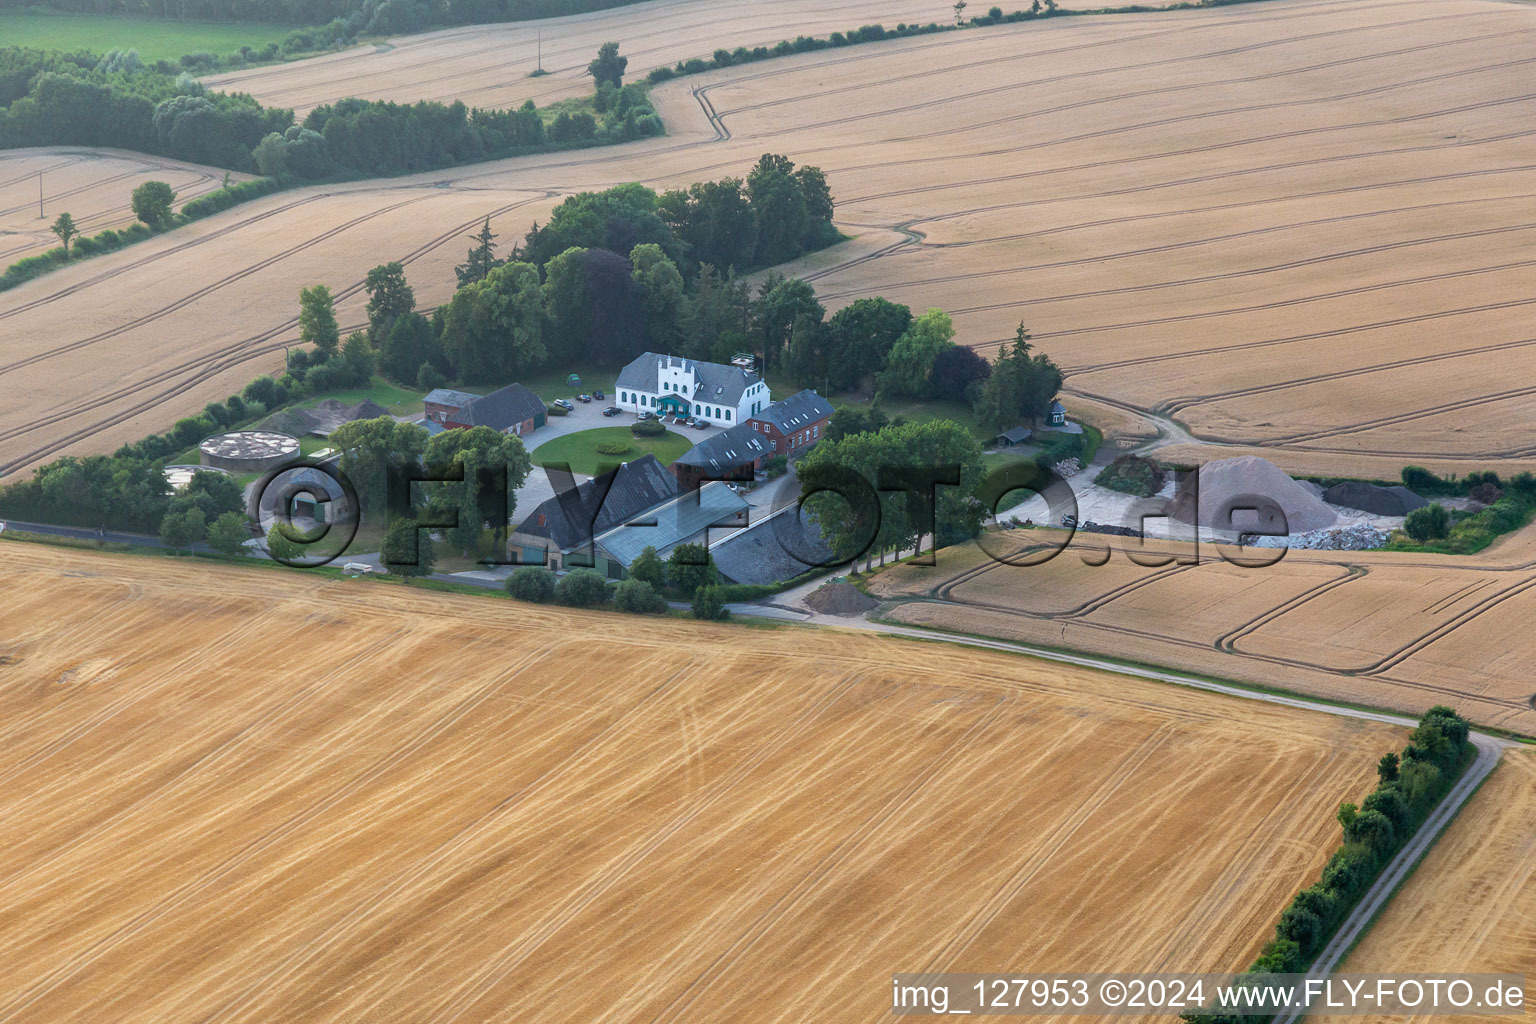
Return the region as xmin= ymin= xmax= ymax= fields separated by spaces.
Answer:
xmin=530 ymin=426 xmax=692 ymax=476
xmin=0 ymin=13 xmax=297 ymax=61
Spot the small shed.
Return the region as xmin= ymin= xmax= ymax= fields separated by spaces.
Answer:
xmin=995 ymin=426 xmax=1033 ymax=448
xmin=1047 ymin=401 xmax=1067 ymax=427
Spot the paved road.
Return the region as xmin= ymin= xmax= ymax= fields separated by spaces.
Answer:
xmin=0 ymin=519 xmax=217 ymax=554
xmin=1270 ymin=730 xmax=1506 ymax=1024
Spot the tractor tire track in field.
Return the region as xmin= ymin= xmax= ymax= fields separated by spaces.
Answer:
xmin=0 ymin=644 xmax=559 ymax=1023
xmin=837 ymin=206 xmax=1536 ymax=317
xmin=0 ymin=627 xmax=413 ymax=899
xmin=0 ymin=194 xmax=552 ymax=477
xmin=907 ymin=535 xmax=1536 ymax=714
xmin=738 ymin=15 xmax=1525 ymax=150
xmin=201 ymin=650 xmax=711 ymax=1023
xmin=420 ymin=672 xmax=873 ymax=1024
xmin=646 ymin=697 xmax=1017 ymax=1024
xmin=917 ymin=723 xmax=1178 ymax=976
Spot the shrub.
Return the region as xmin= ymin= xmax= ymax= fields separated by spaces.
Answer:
xmin=692 ymin=584 xmax=728 ymax=620
xmin=1469 ymin=481 xmax=1503 ymax=505
xmin=555 ymin=568 xmax=610 ymax=607
xmin=595 ymin=440 xmax=632 ymax=456
xmin=631 ymin=417 xmax=665 ymax=437
xmin=1401 ymin=464 xmax=1451 ymax=494
xmin=667 ymin=543 xmax=716 ymax=595
xmin=613 ymin=578 xmax=667 ymax=614
xmin=629 ymin=545 xmax=666 ymax=589
xmin=1093 ymin=454 xmax=1165 ymax=497
xmin=505 ymin=565 xmax=555 ymax=603
xmin=1403 ymin=503 xmax=1449 ymax=542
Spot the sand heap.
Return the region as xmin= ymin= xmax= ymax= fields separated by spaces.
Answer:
xmin=804 ymin=583 xmax=879 ymax=617
xmin=1169 ymin=456 xmax=1337 ymax=535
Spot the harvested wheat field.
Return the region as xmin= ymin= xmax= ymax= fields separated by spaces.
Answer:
xmin=0 ymin=149 xmax=242 ymax=265
xmin=1311 ymin=749 xmax=1536 ymax=1024
xmin=0 ymin=541 xmax=1404 ymax=1022
xmin=9 ymin=0 xmax=1536 ymax=475
xmin=869 ymin=522 xmax=1536 ymax=735
xmin=203 ymin=0 xmax=949 ymax=116
xmin=8 ymin=0 xmax=1536 ymax=478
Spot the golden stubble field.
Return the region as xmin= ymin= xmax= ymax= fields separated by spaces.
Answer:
xmin=202 ymin=0 xmax=952 ymax=116
xmin=0 ymin=149 xmax=246 ymax=265
xmin=0 ymin=541 xmax=1403 ymax=1023
xmin=1314 ymin=749 xmax=1536 ymax=1024
xmin=5 ymin=0 xmax=1536 ymax=478
xmin=867 ymin=522 xmax=1536 ymax=735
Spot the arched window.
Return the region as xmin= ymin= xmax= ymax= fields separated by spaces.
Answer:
xmin=725 ymin=410 xmax=732 ymax=421
xmin=695 ymin=404 xmax=701 ymax=415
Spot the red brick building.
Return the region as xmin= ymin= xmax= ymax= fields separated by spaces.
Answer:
xmin=746 ymin=389 xmax=834 ymax=456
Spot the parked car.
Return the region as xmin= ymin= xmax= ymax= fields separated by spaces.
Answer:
xmin=602 ymin=406 xmax=622 ymax=417
xmin=693 ymin=419 xmax=709 ymax=430
xmin=684 ymin=416 xmax=697 ymax=426
xmin=638 ymin=410 xmax=654 ymax=420
xmin=1061 ymin=514 xmax=1078 ymax=528
xmin=553 ymin=398 xmax=574 ymax=411
xmin=592 ymin=389 xmax=606 ymax=400
xmin=577 ymin=393 xmax=592 ymax=403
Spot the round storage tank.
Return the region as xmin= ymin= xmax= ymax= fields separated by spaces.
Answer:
xmin=199 ymin=431 xmax=300 ymax=474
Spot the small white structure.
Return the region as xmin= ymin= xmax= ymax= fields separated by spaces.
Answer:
xmin=614 ymin=352 xmax=769 ymax=426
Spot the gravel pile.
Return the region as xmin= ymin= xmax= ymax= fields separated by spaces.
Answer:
xmin=1170 ymin=456 xmax=1337 ymax=534
xmin=804 ymin=583 xmax=879 ymax=617
xmin=1054 ymin=458 xmax=1082 ymax=478
xmin=1322 ymin=480 xmax=1428 ymax=516
xmin=1248 ymin=524 xmax=1391 ymax=550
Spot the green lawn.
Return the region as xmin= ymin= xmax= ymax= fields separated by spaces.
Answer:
xmin=290 ymin=379 xmax=423 ymax=417
xmin=0 ymin=13 xmax=299 ymax=62
xmin=530 ymin=426 xmax=692 ymax=476
xmin=502 ymin=363 xmax=622 ymax=405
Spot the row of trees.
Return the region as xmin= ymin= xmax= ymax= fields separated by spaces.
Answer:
xmin=0 ymin=0 xmax=658 ymax=28
xmin=1 ymin=41 xmax=657 ymax=180
xmin=1184 ymin=707 xmax=1472 ymax=1023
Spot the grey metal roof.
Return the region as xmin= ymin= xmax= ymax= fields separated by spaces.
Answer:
xmin=596 ymin=481 xmax=749 ymax=567
xmin=996 ymin=426 xmax=1033 ymax=444
xmin=615 ymin=352 xmax=763 ymax=407
xmin=710 ymin=506 xmax=835 ymax=585
xmin=750 ymin=389 xmax=833 ymax=433
xmin=672 ymin=421 xmax=770 ymax=471
xmin=423 ymin=388 xmax=478 ymax=408
xmin=452 ymin=383 xmax=546 ymax=431
xmin=515 ymin=454 xmax=679 ymax=552
xmin=1050 ymin=400 xmax=1067 ymax=414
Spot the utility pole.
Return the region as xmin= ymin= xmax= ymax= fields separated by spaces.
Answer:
xmin=38 ymin=171 xmax=44 ymax=219
xmin=537 ymin=28 xmax=544 ymax=73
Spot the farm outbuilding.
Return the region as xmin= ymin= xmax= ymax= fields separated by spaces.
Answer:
xmin=995 ymin=426 xmax=1033 ymax=448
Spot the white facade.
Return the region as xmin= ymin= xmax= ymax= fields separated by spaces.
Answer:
xmin=616 ymin=355 xmax=770 ymax=426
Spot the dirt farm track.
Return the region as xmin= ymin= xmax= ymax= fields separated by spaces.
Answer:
xmin=0 ymin=542 xmax=1407 ymax=1022
xmin=5 ymin=0 xmax=1536 ymax=478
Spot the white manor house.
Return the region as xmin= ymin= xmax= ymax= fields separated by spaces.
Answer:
xmin=615 ymin=352 xmax=771 ymax=427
